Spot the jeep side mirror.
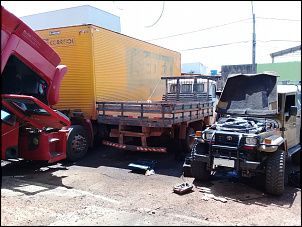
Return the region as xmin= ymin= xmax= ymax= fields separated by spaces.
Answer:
xmin=289 ymin=106 xmax=298 ymax=116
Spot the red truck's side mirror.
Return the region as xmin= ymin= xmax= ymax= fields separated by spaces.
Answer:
xmin=48 ymin=65 xmax=67 ymax=106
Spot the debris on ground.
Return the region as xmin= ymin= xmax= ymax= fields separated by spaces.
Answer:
xmin=128 ymin=159 xmax=157 ymax=175
xmin=173 ymin=182 xmax=194 ymax=194
xmin=199 ymin=187 xmax=228 ymax=203
xmin=201 ymin=193 xmax=228 ymax=203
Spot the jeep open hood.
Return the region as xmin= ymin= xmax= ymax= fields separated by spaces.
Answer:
xmin=2 ymin=94 xmax=70 ymax=129
xmin=216 ymin=73 xmax=278 ymax=116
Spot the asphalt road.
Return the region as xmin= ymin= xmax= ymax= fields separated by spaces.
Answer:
xmin=1 ymin=145 xmax=301 ymax=226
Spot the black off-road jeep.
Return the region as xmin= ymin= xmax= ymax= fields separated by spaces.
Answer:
xmin=188 ymin=73 xmax=301 ymax=195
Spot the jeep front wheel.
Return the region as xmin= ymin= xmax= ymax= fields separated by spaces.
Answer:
xmin=191 ymin=141 xmax=211 ymax=181
xmin=265 ymin=149 xmax=285 ymax=196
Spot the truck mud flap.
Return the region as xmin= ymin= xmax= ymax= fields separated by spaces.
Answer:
xmin=102 ymin=140 xmax=167 ymax=152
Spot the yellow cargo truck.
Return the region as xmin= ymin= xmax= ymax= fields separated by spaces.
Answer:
xmin=35 ymin=24 xmax=216 ymax=160
xmin=36 ymin=25 xmax=181 ymax=119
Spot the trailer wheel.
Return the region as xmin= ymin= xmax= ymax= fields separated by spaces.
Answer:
xmin=265 ymin=149 xmax=285 ymax=196
xmin=66 ymin=125 xmax=89 ymax=162
xmin=191 ymin=141 xmax=211 ymax=181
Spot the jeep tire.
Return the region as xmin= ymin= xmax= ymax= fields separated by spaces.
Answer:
xmin=265 ymin=149 xmax=285 ymax=196
xmin=191 ymin=141 xmax=211 ymax=181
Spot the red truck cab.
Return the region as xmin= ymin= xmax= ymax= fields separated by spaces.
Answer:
xmin=1 ymin=6 xmax=79 ymax=163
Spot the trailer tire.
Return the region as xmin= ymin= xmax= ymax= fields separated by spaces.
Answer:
xmin=265 ymin=149 xmax=285 ymax=196
xmin=181 ymin=127 xmax=195 ymax=153
xmin=66 ymin=125 xmax=89 ymax=162
xmin=191 ymin=142 xmax=211 ymax=181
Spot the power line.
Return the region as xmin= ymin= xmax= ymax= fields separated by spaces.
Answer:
xmin=146 ymin=18 xmax=251 ymax=41
xmin=145 ymin=16 xmax=300 ymax=42
xmin=145 ymin=1 xmax=165 ymax=28
xmin=179 ymin=40 xmax=251 ymax=51
xmin=113 ymin=1 xmax=123 ymax=10
xmin=256 ymin=16 xmax=301 ymax=22
xmin=258 ymin=40 xmax=301 ymax=43
xmin=179 ymin=39 xmax=300 ymax=52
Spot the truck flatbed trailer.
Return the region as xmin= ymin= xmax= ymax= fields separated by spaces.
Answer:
xmin=96 ymin=75 xmax=217 ymax=154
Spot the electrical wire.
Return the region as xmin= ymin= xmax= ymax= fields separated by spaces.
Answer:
xmin=179 ymin=40 xmax=251 ymax=51
xmin=179 ymin=40 xmax=300 ymax=52
xmin=256 ymin=16 xmax=301 ymax=22
xmin=258 ymin=40 xmax=301 ymax=43
xmin=145 ymin=1 xmax=165 ymax=28
xmin=146 ymin=18 xmax=252 ymax=41
xmin=113 ymin=1 xmax=123 ymax=10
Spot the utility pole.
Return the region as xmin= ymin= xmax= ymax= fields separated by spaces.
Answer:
xmin=251 ymin=1 xmax=256 ymax=72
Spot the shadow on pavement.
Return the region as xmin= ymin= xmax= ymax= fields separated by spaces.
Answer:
xmin=191 ymin=156 xmax=300 ymax=208
xmin=1 ymin=145 xmax=300 ymax=208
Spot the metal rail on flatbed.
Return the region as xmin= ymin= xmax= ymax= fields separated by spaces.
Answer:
xmin=96 ymin=100 xmax=214 ymax=127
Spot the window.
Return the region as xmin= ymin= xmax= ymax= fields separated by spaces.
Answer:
xmin=170 ymin=84 xmax=177 ymax=93
xmin=181 ymin=84 xmax=192 ymax=93
xmin=196 ymin=84 xmax=204 ymax=92
xmin=210 ymin=84 xmax=216 ymax=96
xmin=285 ymin=94 xmax=295 ymax=113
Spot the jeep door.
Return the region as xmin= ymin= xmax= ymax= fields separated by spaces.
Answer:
xmin=283 ymin=92 xmax=300 ymax=148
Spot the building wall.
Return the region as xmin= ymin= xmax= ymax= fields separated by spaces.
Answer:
xmin=220 ymin=64 xmax=256 ymax=89
xmin=181 ymin=62 xmax=207 ymax=74
xmin=257 ymin=61 xmax=301 ymax=82
xmin=20 ymin=5 xmax=121 ymax=33
xmin=220 ymin=62 xmax=301 ymax=89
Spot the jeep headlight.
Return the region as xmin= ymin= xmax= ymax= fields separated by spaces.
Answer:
xmin=245 ymin=137 xmax=258 ymax=145
xmin=203 ymin=132 xmax=214 ymax=141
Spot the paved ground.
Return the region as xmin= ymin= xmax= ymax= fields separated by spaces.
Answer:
xmin=1 ymin=145 xmax=301 ymax=226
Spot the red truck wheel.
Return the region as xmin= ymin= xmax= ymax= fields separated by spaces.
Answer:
xmin=66 ymin=125 xmax=89 ymax=162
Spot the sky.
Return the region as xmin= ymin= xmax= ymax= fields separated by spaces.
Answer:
xmin=1 ymin=1 xmax=301 ymax=73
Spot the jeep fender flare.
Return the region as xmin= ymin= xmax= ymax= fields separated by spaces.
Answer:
xmin=278 ymin=140 xmax=288 ymax=156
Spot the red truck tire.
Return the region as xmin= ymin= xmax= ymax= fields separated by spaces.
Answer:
xmin=66 ymin=125 xmax=89 ymax=162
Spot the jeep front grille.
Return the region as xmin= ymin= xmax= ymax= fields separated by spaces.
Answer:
xmin=215 ymin=133 xmax=240 ymax=147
